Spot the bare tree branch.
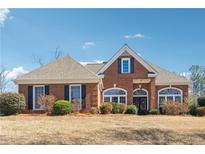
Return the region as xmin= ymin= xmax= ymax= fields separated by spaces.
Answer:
xmin=54 ymin=46 xmax=64 ymax=60
xmin=0 ymin=66 xmax=9 ymax=93
xmin=32 ymin=54 xmax=44 ymax=66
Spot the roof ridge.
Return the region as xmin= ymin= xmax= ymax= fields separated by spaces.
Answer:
xmin=67 ymin=56 xmax=99 ymax=77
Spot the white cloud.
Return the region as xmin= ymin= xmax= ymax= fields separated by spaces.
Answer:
xmin=80 ymin=60 xmax=104 ymax=66
xmin=123 ymin=33 xmax=151 ymax=39
xmin=5 ymin=66 xmax=28 ymax=80
xmin=82 ymin=42 xmax=95 ymax=49
xmin=0 ymin=8 xmax=10 ymax=25
xmin=3 ymin=66 xmax=28 ymax=92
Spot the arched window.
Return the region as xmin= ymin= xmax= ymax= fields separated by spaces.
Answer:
xmin=103 ymin=88 xmax=127 ymax=104
xmin=133 ymin=89 xmax=148 ymax=96
xmin=158 ymin=87 xmax=183 ymax=107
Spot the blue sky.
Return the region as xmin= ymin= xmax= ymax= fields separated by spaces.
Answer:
xmin=1 ymin=9 xmax=205 ymax=76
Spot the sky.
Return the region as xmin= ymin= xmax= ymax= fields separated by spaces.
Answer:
xmin=0 ymin=8 xmax=205 ymax=90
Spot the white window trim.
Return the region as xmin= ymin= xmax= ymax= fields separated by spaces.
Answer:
xmin=158 ymin=87 xmax=183 ymax=111
xmin=103 ymin=87 xmax=127 ymax=104
xmin=133 ymin=88 xmax=149 ymax=111
xmin=121 ymin=58 xmax=130 ymax=73
xmin=33 ymin=85 xmax=45 ymax=110
xmin=69 ymin=84 xmax=82 ymax=109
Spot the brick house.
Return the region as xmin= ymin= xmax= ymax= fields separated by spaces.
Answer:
xmin=15 ymin=44 xmax=189 ymax=114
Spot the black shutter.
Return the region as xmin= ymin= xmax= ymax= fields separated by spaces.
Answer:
xmin=131 ymin=57 xmax=134 ymax=73
xmin=81 ymin=85 xmax=86 ymax=110
xmin=28 ymin=86 xmax=33 ymax=109
xmin=64 ymin=85 xmax=69 ymax=100
xmin=118 ymin=58 xmax=121 ymax=74
xmin=45 ymin=85 xmax=49 ymax=95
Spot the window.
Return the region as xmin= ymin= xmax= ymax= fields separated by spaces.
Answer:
xmin=33 ymin=85 xmax=45 ymax=110
xmin=121 ymin=58 xmax=130 ymax=73
xmin=158 ymin=87 xmax=183 ymax=108
xmin=103 ymin=88 xmax=127 ymax=104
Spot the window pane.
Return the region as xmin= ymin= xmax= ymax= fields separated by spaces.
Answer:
xmin=175 ymin=96 xmax=181 ymax=103
xmin=104 ymin=89 xmax=126 ymax=95
xmin=104 ymin=97 xmax=110 ymax=102
xmin=133 ymin=89 xmax=147 ymax=96
xmin=159 ymin=88 xmax=181 ymax=95
xmin=112 ymin=97 xmax=118 ymax=103
xmin=167 ymin=96 xmax=173 ymax=101
xmin=71 ymin=86 xmax=80 ymax=100
xmin=35 ymin=87 xmax=44 ymax=109
xmin=159 ymin=96 xmax=166 ymax=104
xmin=122 ymin=60 xmax=129 ymax=73
xmin=120 ymin=96 xmax=126 ymax=103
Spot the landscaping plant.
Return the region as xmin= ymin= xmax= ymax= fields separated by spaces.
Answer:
xmin=196 ymin=106 xmax=205 ymax=116
xmin=149 ymin=109 xmax=159 ymax=115
xmin=160 ymin=101 xmax=189 ymax=115
xmin=112 ymin=102 xmax=120 ymax=114
xmin=52 ymin=100 xmax=72 ymax=115
xmin=100 ymin=103 xmax=112 ymax=114
xmin=118 ymin=103 xmax=126 ymax=113
xmin=90 ymin=107 xmax=98 ymax=114
xmin=197 ymin=97 xmax=205 ymax=107
xmin=125 ymin=105 xmax=138 ymax=114
xmin=0 ymin=92 xmax=26 ymax=115
xmin=38 ymin=95 xmax=56 ymax=115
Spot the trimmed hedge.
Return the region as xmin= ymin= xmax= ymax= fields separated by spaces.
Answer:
xmin=196 ymin=106 xmax=205 ymax=116
xmin=0 ymin=93 xmax=26 ymax=115
xmin=52 ymin=100 xmax=72 ymax=115
xmin=112 ymin=102 xmax=120 ymax=114
xmin=125 ymin=105 xmax=138 ymax=114
xmin=197 ymin=97 xmax=205 ymax=107
xmin=119 ymin=103 xmax=126 ymax=114
xmin=90 ymin=107 xmax=98 ymax=114
xmin=149 ymin=109 xmax=159 ymax=115
xmin=100 ymin=103 xmax=112 ymax=114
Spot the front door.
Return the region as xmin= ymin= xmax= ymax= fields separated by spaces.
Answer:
xmin=133 ymin=97 xmax=148 ymax=115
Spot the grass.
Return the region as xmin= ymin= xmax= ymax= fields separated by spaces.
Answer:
xmin=0 ymin=114 xmax=205 ymax=144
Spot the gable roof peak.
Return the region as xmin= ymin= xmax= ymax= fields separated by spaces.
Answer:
xmin=97 ymin=44 xmax=157 ymax=75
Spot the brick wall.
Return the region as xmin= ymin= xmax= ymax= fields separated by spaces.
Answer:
xmin=18 ymin=83 xmax=98 ymax=111
xmin=102 ymin=55 xmax=153 ymax=104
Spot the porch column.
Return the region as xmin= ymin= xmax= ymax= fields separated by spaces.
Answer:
xmin=150 ymin=78 xmax=156 ymax=109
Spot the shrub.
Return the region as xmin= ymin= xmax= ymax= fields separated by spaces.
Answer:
xmin=90 ymin=107 xmax=98 ymax=114
xmin=196 ymin=106 xmax=205 ymax=116
xmin=100 ymin=103 xmax=112 ymax=114
xmin=38 ymin=95 xmax=56 ymax=115
xmin=119 ymin=103 xmax=126 ymax=114
xmin=197 ymin=97 xmax=205 ymax=107
xmin=112 ymin=102 xmax=120 ymax=114
xmin=52 ymin=100 xmax=72 ymax=115
xmin=160 ymin=101 xmax=189 ymax=115
xmin=0 ymin=92 xmax=26 ymax=115
xmin=125 ymin=105 xmax=137 ymax=114
xmin=189 ymin=105 xmax=197 ymax=116
xmin=149 ymin=109 xmax=159 ymax=115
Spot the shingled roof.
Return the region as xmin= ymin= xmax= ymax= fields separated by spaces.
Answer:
xmin=15 ymin=56 xmax=99 ymax=84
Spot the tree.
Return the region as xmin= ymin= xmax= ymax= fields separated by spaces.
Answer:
xmin=189 ymin=65 xmax=205 ymax=96
xmin=0 ymin=67 xmax=9 ymax=93
xmin=33 ymin=47 xmax=64 ymax=66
